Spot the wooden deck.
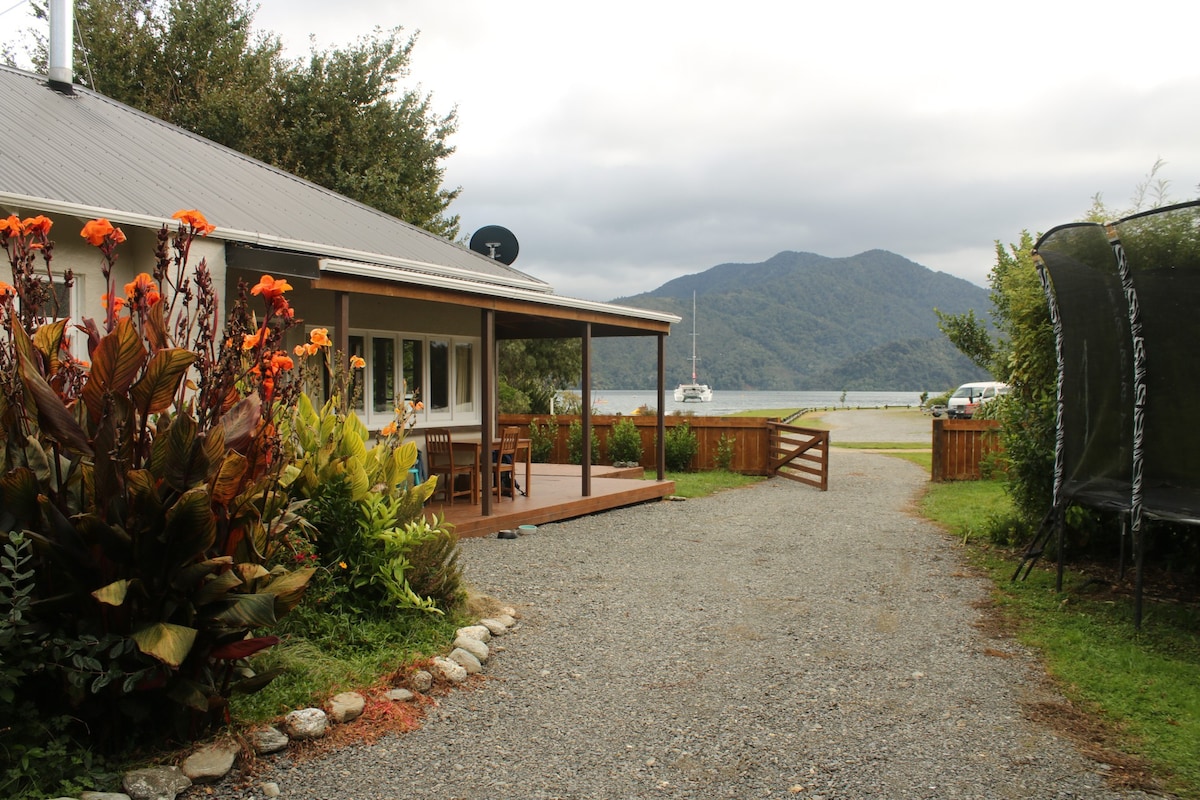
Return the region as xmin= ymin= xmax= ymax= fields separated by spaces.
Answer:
xmin=426 ymin=464 xmax=676 ymax=538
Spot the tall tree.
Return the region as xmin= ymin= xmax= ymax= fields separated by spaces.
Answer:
xmin=261 ymin=29 xmax=460 ymax=237
xmin=24 ymin=0 xmax=459 ymax=237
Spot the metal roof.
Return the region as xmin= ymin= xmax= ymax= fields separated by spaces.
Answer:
xmin=0 ymin=65 xmax=554 ymax=294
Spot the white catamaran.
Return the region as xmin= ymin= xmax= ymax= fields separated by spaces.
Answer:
xmin=674 ymin=292 xmax=713 ymax=402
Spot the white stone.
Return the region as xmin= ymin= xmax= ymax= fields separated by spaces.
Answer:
xmin=494 ymin=613 xmax=517 ymax=628
xmin=453 ymin=634 xmax=490 ymax=662
xmin=432 ymin=655 xmax=468 ymax=683
xmin=180 ymin=741 xmax=239 ymax=783
xmin=386 ymin=688 xmax=415 ymax=702
xmin=328 ymin=690 xmax=366 ymax=723
xmin=251 ymin=726 xmax=289 ymax=755
xmin=449 ymin=647 xmax=483 ymax=674
xmin=284 ymin=707 xmax=328 ymax=739
xmin=261 ymin=781 xmax=281 ymax=798
xmin=122 ymin=765 xmax=191 ymax=800
xmin=478 ymin=618 xmax=508 ymax=636
xmin=81 ymin=794 xmax=131 ymax=800
xmin=456 ymin=624 xmax=491 ymax=642
xmin=410 ymin=669 xmax=433 ymax=692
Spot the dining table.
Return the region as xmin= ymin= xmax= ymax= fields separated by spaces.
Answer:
xmin=449 ymin=437 xmax=532 ymax=503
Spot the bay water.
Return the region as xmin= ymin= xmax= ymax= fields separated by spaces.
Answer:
xmin=586 ymin=389 xmax=926 ymax=417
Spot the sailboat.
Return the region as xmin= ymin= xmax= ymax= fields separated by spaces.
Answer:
xmin=674 ymin=291 xmax=713 ymax=402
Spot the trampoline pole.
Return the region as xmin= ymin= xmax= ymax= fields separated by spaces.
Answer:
xmin=1134 ymin=523 xmax=1145 ymax=629
xmin=1054 ymin=506 xmax=1065 ymax=593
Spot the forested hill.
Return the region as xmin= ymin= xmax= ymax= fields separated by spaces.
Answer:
xmin=590 ymin=249 xmax=992 ymax=392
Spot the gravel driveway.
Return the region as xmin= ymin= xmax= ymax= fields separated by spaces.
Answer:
xmin=206 ymin=435 xmax=1158 ymax=800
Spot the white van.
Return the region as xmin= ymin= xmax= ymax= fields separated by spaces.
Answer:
xmin=946 ymin=381 xmax=1009 ymax=419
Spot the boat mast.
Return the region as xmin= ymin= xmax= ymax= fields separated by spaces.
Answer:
xmin=690 ymin=291 xmax=699 ymax=382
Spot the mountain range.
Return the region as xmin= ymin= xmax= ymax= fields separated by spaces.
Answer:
xmin=590 ymin=249 xmax=992 ymax=392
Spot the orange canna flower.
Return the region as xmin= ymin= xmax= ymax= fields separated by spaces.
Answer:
xmin=309 ymin=328 xmax=331 ymax=348
xmin=350 ymin=355 xmax=365 ymax=369
xmin=81 ymin=218 xmax=126 ymax=247
xmin=101 ymin=293 xmax=126 ymax=311
xmin=23 ymin=215 xmax=52 ymax=236
xmin=380 ymin=421 xmax=398 ymax=436
xmin=293 ymin=344 xmax=307 ymax=357
xmin=0 ymin=215 xmax=22 ymax=236
xmin=251 ymin=275 xmax=292 ymax=299
xmin=172 ymin=209 xmax=217 ymax=235
xmin=414 ymin=401 xmax=424 ymax=411
xmin=269 ymin=352 xmax=294 ymax=373
xmin=0 ymin=280 xmax=14 ymax=296
xmin=242 ymin=328 xmax=267 ymax=350
xmin=124 ymin=272 xmax=157 ymax=296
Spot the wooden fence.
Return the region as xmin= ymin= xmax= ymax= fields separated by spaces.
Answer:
xmin=931 ymin=418 xmax=1003 ymax=481
xmin=767 ymin=421 xmax=829 ymax=490
xmin=499 ymin=414 xmax=777 ymax=474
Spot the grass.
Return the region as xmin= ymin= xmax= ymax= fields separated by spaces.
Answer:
xmin=649 ymin=469 xmax=765 ymax=497
xmin=230 ymin=607 xmax=467 ymax=725
xmin=918 ymin=477 xmax=1200 ymax=799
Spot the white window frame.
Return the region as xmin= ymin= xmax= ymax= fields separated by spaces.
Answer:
xmin=306 ymin=326 xmax=480 ymax=430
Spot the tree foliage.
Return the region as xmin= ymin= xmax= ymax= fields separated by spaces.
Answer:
xmin=499 ymin=339 xmax=582 ymax=414
xmin=24 ymin=0 xmax=460 ymax=237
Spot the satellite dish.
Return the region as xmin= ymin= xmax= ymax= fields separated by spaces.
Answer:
xmin=469 ymin=225 xmax=519 ymax=265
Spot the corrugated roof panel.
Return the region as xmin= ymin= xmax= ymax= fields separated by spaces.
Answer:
xmin=0 ymin=65 xmax=548 ymax=292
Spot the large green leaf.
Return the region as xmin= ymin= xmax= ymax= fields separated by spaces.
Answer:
xmin=81 ymin=317 xmax=147 ymax=426
xmin=131 ymin=348 xmax=196 ymax=415
xmin=172 ymin=556 xmax=234 ymax=591
xmin=202 ymin=592 xmax=277 ymax=629
xmin=192 ymin=569 xmax=243 ymax=607
xmin=92 ymin=578 xmax=131 ymax=606
xmin=12 ymin=324 xmax=94 ymax=456
xmin=262 ymin=566 xmax=315 ymax=615
xmin=0 ymin=468 xmax=39 ymax=530
xmin=32 ymin=318 xmax=68 ymax=375
xmin=210 ymin=451 xmax=248 ymax=504
xmin=162 ymin=486 xmax=216 ymax=568
xmin=154 ymin=413 xmax=212 ymax=491
xmin=132 ymin=622 xmax=197 ymax=668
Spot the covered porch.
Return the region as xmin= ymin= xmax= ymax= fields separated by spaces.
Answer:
xmin=427 ymin=464 xmax=676 ymax=538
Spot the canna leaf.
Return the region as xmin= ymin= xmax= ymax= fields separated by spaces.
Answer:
xmin=203 ymin=592 xmax=277 ymax=629
xmin=130 ymin=348 xmax=196 ymax=415
xmin=162 ymin=486 xmax=217 ymax=568
xmin=12 ymin=323 xmax=94 ymax=456
xmin=262 ymin=566 xmax=316 ymax=615
xmin=210 ymin=451 xmax=249 ymax=504
xmin=132 ymin=622 xmax=197 ymax=668
xmin=193 ymin=569 xmax=244 ymax=607
xmin=221 ymin=394 xmax=262 ymax=455
xmin=92 ymin=579 xmax=131 ymax=606
xmin=209 ymin=634 xmax=279 ymax=661
xmin=32 ymin=318 xmax=68 ymax=375
xmin=81 ymin=317 xmax=147 ymax=426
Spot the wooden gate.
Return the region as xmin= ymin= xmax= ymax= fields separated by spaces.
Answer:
xmin=767 ymin=422 xmax=829 ymax=490
xmin=931 ymin=418 xmax=1002 ymax=481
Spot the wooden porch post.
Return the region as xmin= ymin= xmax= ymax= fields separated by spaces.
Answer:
xmin=481 ymin=308 xmax=495 ymax=516
xmin=581 ymin=322 xmax=592 ymax=497
xmin=657 ymin=332 xmax=666 ymax=481
xmin=334 ymin=291 xmax=349 ymax=356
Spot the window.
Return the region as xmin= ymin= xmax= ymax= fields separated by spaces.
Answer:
xmin=308 ymin=327 xmax=477 ymax=429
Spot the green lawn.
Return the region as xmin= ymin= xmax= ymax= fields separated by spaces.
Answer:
xmin=919 ymin=477 xmax=1200 ymax=799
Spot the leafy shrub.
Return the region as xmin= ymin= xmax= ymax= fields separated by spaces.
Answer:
xmin=662 ymin=422 xmax=699 ymax=471
xmin=528 ymin=416 xmax=557 ymax=462
xmin=567 ymin=418 xmax=601 ymax=465
xmin=0 ymin=212 xmax=314 ymax=749
xmin=715 ymin=433 xmax=735 ymax=471
xmin=608 ymin=417 xmax=643 ymax=464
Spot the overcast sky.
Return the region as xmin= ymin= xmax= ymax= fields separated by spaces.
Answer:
xmin=5 ymin=1 xmax=1200 ymax=300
